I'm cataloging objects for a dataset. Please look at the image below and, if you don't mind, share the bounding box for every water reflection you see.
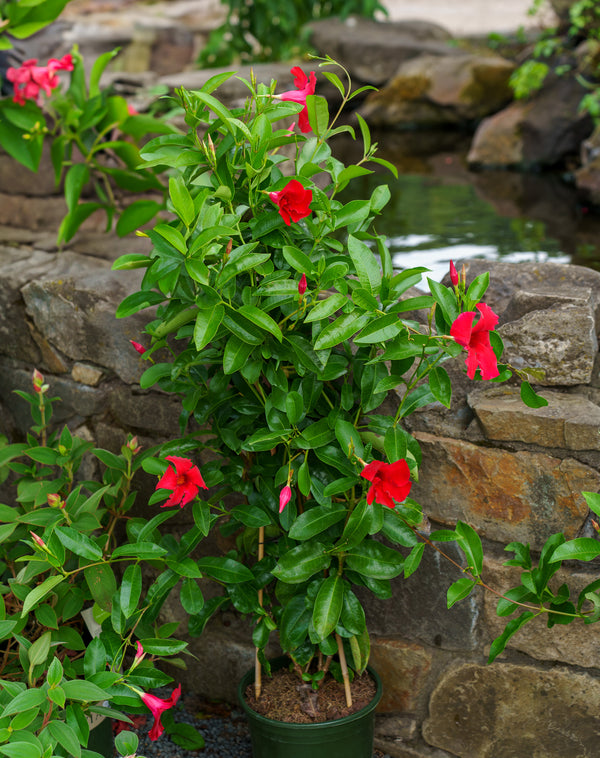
[334,128,600,281]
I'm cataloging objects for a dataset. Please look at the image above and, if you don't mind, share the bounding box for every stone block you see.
[108,385,182,436]
[72,363,104,387]
[412,433,597,549]
[369,638,432,713]
[468,386,600,450]
[423,662,600,757]
[483,556,600,667]
[499,303,597,386]
[21,256,150,384]
[363,542,480,651]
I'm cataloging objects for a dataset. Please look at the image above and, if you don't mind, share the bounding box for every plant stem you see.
[255,525,265,700]
[336,632,352,708]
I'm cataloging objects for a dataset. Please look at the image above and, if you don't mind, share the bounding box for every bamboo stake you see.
[336,632,352,708]
[254,525,265,699]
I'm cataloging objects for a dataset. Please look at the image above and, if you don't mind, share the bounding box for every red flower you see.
[140,684,181,741]
[279,485,292,514]
[450,303,499,380]
[360,459,412,509]
[269,180,312,226]
[156,456,207,509]
[7,54,73,106]
[449,260,458,286]
[298,273,307,296]
[278,66,317,133]
[130,340,147,355]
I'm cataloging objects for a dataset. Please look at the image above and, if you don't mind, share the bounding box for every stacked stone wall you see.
[2,215,600,755]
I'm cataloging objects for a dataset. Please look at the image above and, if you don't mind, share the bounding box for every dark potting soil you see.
[243,667,377,723]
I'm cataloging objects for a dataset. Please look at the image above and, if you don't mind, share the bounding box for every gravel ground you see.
[117,690,391,758]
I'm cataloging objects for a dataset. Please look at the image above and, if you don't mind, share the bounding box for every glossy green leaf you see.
[280,596,310,650]
[120,563,142,618]
[47,720,81,758]
[196,557,254,583]
[447,577,477,608]
[84,564,117,613]
[429,366,452,408]
[520,381,548,409]
[345,540,404,579]
[272,542,331,583]
[55,526,103,561]
[549,538,600,563]
[313,312,369,350]
[289,505,346,541]
[313,575,343,639]
[238,305,283,342]
[347,235,381,293]
[354,314,403,344]
[22,575,65,616]
[488,611,536,663]
[194,304,224,351]
[338,499,372,550]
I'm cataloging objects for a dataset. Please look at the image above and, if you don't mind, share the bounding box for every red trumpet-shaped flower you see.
[269,180,312,226]
[140,684,181,741]
[450,302,500,380]
[360,459,412,509]
[278,66,317,133]
[155,456,207,509]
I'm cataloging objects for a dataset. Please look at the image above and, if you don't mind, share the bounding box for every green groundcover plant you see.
[2,1,600,752]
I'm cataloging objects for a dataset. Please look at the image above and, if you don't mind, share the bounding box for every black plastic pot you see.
[88,715,114,758]
[237,659,382,758]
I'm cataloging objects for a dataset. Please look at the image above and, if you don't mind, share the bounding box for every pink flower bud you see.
[47,493,65,509]
[134,641,145,662]
[127,436,141,454]
[279,485,292,514]
[298,273,307,296]
[130,340,146,355]
[30,532,46,549]
[449,260,459,287]
[32,368,45,393]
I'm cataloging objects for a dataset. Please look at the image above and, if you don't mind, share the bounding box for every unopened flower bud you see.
[279,485,292,514]
[298,273,307,297]
[47,493,65,509]
[32,369,48,394]
[130,340,146,355]
[225,239,233,259]
[30,532,47,550]
[449,260,458,287]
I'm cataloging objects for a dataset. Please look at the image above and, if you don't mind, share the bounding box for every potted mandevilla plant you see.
[112,58,548,758]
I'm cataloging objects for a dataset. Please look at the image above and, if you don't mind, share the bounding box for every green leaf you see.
[428,278,459,325]
[429,366,452,408]
[169,175,195,227]
[345,540,404,579]
[347,235,381,293]
[180,577,204,615]
[238,305,283,342]
[305,94,329,136]
[280,596,310,650]
[272,542,331,583]
[305,293,347,323]
[0,743,42,758]
[223,335,254,374]
[338,499,372,550]
[289,505,346,541]
[116,200,162,237]
[47,720,81,758]
[488,612,536,663]
[335,419,364,460]
[404,543,425,578]
[520,381,548,408]
[313,312,369,350]
[64,164,90,213]
[455,520,483,576]
[549,538,600,563]
[136,638,187,655]
[285,391,304,425]
[84,564,117,613]
[1,688,46,717]
[55,526,103,561]
[62,680,109,702]
[194,304,224,351]
[28,631,51,667]
[120,563,142,618]
[283,245,313,274]
[115,290,165,318]
[583,491,600,518]
[313,575,343,639]
[354,314,403,345]
[447,577,477,608]
[22,575,65,616]
[196,557,254,583]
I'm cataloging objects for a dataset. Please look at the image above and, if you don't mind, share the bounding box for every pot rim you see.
[237,656,383,729]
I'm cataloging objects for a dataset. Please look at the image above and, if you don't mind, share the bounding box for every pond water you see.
[335,130,600,284]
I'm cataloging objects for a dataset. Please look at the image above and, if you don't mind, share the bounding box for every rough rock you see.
[363,541,480,651]
[308,17,454,86]
[21,254,149,384]
[369,639,433,713]
[423,662,600,757]
[467,73,594,168]
[361,52,515,128]
[411,433,597,548]
[499,302,597,386]
[468,386,600,450]
[483,556,600,667]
